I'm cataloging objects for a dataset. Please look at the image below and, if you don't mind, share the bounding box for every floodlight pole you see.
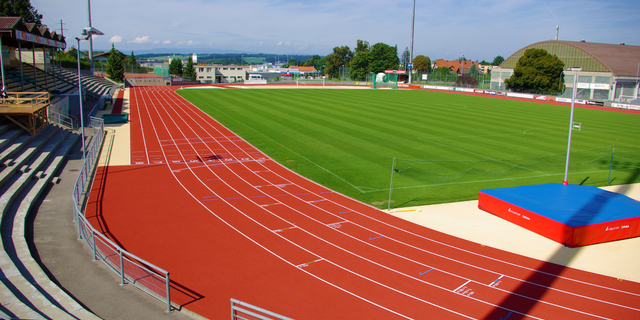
[408,0,415,84]
[562,73,578,185]
[75,27,103,162]
[87,0,95,75]
[76,37,87,161]
[632,62,640,99]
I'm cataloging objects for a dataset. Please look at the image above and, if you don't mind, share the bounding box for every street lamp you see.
[76,27,104,160]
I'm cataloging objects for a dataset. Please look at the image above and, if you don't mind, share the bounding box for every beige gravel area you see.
[96,88,131,167]
[386,183,640,282]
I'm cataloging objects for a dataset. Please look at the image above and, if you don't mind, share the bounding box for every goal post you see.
[617,95,638,103]
[370,70,404,89]
[296,78,325,88]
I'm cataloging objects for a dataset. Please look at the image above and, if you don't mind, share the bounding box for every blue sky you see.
[35,0,639,61]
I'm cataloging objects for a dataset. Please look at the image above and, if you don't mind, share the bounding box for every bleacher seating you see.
[0,119,99,319]
[5,61,119,100]
[47,64,118,99]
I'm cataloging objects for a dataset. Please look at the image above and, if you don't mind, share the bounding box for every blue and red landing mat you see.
[478,183,640,247]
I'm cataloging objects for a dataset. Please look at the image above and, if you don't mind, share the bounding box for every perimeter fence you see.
[72,116,172,313]
[387,146,640,209]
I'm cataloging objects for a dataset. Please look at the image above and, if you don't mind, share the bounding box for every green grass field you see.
[178,88,640,209]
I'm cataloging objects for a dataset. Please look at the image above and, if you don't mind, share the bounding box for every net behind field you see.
[389,146,640,206]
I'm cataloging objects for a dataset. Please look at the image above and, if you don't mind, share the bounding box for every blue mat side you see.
[480,183,640,227]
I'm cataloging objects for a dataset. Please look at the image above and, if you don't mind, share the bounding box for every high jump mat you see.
[478,183,640,247]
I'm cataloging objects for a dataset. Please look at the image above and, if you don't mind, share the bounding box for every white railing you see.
[231,299,293,320]
[71,117,172,313]
[49,109,78,130]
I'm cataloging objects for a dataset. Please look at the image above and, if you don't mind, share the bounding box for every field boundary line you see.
[417,137,550,175]
[181,94,368,193]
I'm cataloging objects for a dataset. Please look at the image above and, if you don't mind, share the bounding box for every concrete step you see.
[0,132,99,320]
[0,126,59,187]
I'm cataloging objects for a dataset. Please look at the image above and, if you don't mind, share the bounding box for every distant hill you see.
[135,52,318,65]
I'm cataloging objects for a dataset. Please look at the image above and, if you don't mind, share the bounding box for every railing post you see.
[120,250,125,286]
[166,272,171,313]
[92,230,97,261]
[77,212,83,240]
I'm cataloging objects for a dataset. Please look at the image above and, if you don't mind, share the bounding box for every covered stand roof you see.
[501,40,640,77]
[0,16,66,49]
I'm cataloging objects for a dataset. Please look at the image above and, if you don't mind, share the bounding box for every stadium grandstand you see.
[0,16,119,130]
[491,40,640,102]
[0,16,130,319]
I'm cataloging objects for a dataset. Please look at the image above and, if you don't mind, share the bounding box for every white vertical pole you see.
[607,145,615,185]
[0,37,4,89]
[388,157,396,211]
[408,0,415,84]
[87,0,94,75]
[632,62,640,99]
[563,74,578,185]
[166,273,171,313]
[77,38,86,161]
[119,250,125,286]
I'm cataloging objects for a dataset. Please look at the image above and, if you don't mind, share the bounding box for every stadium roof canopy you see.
[500,40,640,77]
[0,16,66,49]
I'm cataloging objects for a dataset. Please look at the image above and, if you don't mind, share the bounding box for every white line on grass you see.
[417,137,550,175]
[362,167,629,193]
[185,95,368,193]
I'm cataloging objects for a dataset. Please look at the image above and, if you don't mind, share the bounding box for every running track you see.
[86,86,640,319]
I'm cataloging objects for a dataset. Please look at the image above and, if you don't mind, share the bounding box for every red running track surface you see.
[86,86,640,319]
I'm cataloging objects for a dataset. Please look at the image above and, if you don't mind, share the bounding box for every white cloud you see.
[109,35,122,44]
[153,40,160,44]
[132,36,151,44]
[36,0,640,59]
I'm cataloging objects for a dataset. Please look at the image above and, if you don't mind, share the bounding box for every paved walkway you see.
[30,88,640,319]
[31,91,198,320]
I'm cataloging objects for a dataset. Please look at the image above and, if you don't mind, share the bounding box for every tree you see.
[412,55,431,75]
[468,63,480,77]
[504,48,564,93]
[304,55,323,69]
[1,0,42,23]
[105,44,124,82]
[456,75,478,87]
[169,58,183,76]
[326,45,352,79]
[368,43,398,74]
[128,51,138,70]
[401,47,410,72]
[183,56,196,81]
[491,55,505,66]
[431,66,454,82]
[349,40,370,80]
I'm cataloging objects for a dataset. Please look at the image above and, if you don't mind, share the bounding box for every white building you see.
[491,40,640,101]
[195,64,248,83]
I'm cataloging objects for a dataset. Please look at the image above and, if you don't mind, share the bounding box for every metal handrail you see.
[71,117,172,313]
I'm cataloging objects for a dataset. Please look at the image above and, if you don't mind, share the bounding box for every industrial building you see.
[491,40,640,102]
